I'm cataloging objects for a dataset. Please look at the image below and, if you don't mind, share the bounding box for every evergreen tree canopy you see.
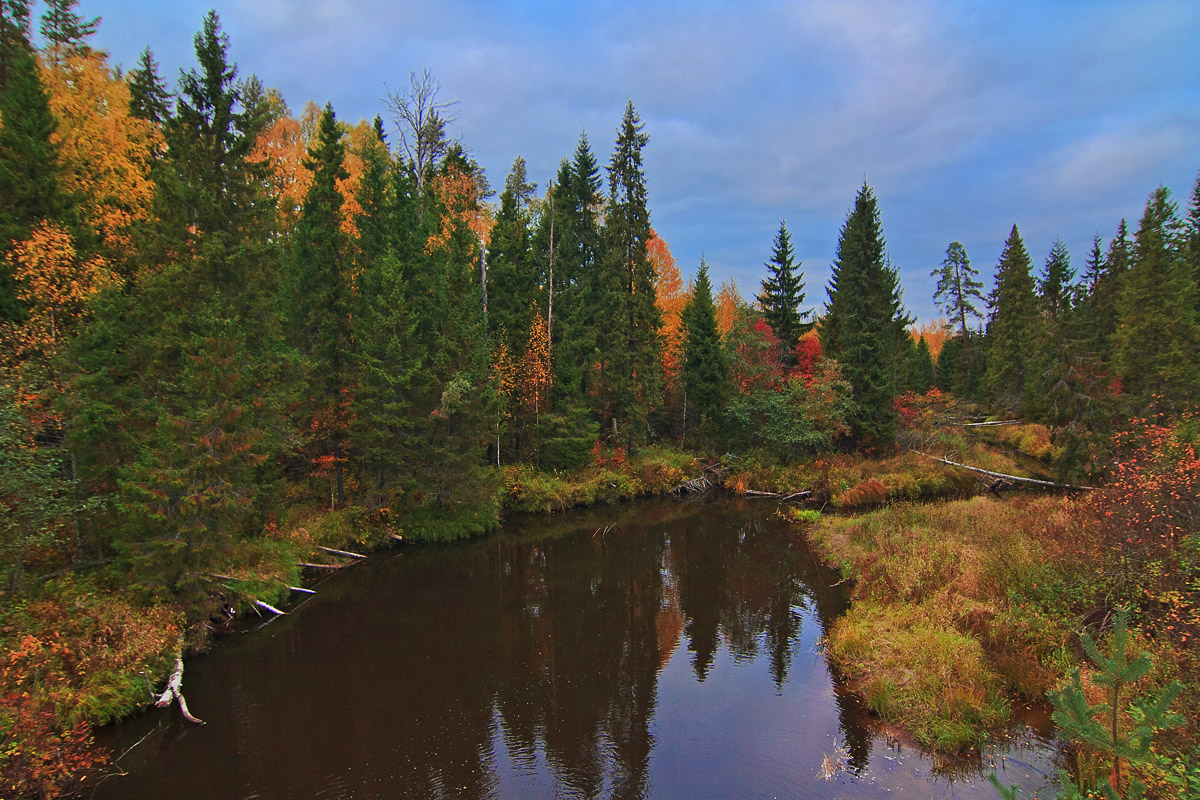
[984,224,1037,410]
[681,258,727,432]
[38,0,96,68]
[127,46,171,124]
[598,101,661,444]
[758,220,808,356]
[1113,186,1200,409]
[820,181,907,445]
[1038,239,1074,318]
[487,155,538,354]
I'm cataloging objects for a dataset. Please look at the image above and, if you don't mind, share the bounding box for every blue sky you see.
[56,0,1200,323]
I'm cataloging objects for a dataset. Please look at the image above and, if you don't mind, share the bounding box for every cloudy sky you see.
[61,0,1200,322]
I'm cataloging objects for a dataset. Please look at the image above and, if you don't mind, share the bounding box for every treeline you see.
[3,1,1199,607]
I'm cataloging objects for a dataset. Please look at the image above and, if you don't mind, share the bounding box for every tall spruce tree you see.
[598,101,661,446]
[758,221,808,357]
[72,11,286,600]
[932,241,985,342]
[487,155,538,354]
[1038,239,1074,318]
[820,182,907,445]
[680,258,727,439]
[288,103,352,505]
[984,225,1037,412]
[1113,186,1200,409]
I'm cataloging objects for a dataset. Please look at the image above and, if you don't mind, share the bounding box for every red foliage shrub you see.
[837,478,889,508]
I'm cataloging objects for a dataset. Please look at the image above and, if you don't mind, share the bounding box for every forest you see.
[1,2,1198,799]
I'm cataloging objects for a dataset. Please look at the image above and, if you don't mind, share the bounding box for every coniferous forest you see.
[2,4,1199,799]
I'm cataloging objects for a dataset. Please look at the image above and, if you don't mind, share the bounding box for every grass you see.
[806,495,1086,751]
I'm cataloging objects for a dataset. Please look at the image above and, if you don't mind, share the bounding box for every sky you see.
[52,0,1200,323]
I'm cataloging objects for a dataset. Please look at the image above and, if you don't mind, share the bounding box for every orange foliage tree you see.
[42,50,159,270]
[250,113,311,233]
[426,165,493,254]
[715,278,743,338]
[910,318,951,361]
[650,229,687,388]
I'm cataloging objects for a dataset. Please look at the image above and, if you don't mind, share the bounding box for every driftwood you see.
[253,599,287,616]
[297,561,345,570]
[911,450,1096,491]
[743,489,782,497]
[674,475,712,494]
[780,491,812,502]
[390,534,405,542]
[155,656,203,725]
[315,545,366,559]
[288,585,316,595]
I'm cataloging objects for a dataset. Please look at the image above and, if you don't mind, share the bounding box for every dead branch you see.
[743,489,782,497]
[909,450,1096,491]
[956,420,1025,427]
[780,491,812,502]
[297,562,345,570]
[288,585,316,595]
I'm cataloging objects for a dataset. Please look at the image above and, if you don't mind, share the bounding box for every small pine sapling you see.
[1048,607,1183,799]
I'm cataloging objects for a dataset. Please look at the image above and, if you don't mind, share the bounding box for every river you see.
[93,496,1059,799]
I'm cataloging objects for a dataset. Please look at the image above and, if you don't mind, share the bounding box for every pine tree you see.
[820,182,907,445]
[932,241,985,342]
[680,259,727,439]
[288,102,352,505]
[127,46,171,124]
[598,101,661,446]
[758,221,808,356]
[1113,186,1200,410]
[984,225,1038,412]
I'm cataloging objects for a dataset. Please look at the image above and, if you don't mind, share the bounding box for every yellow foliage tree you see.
[42,50,159,269]
[715,278,744,337]
[520,310,552,418]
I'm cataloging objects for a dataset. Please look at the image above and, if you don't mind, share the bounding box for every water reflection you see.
[94,497,1054,800]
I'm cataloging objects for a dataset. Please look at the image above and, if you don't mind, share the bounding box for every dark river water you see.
[93,497,1059,799]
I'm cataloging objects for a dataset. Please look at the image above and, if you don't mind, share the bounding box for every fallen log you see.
[780,491,812,502]
[390,534,405,542]
[315,545,366,559]
[910,450,1096,491]
[743,489,782,497]
[253,599,287,616]
[155,656,203,725]
[288,585,316,595]
[297,561,345,570]
[957,420,1025,427]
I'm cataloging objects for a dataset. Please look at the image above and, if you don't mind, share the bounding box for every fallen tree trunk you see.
[288,585,316,594]
[957,420,1025,427]
[743,489,782,497]
[780,491,812,502]
[297,561,345,570]
[155,656,203,725]
[910,450,1096,491]
[253,599,287,616]
[315,545,366,559]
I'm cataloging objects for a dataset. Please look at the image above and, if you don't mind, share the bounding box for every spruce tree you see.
[1113,186,1200,409]
[76,11,287,600]
[288,102,352,505]
[38,0,96,68]
[598,101,661,446]
[820,182,907,445]
[680,259,727,439]
[910,336,935,393]
[984,225,1037,412]
[487,155,538,354]
[1038,239,1074,318]
[127,46,172,124]
[758,220,808,357]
